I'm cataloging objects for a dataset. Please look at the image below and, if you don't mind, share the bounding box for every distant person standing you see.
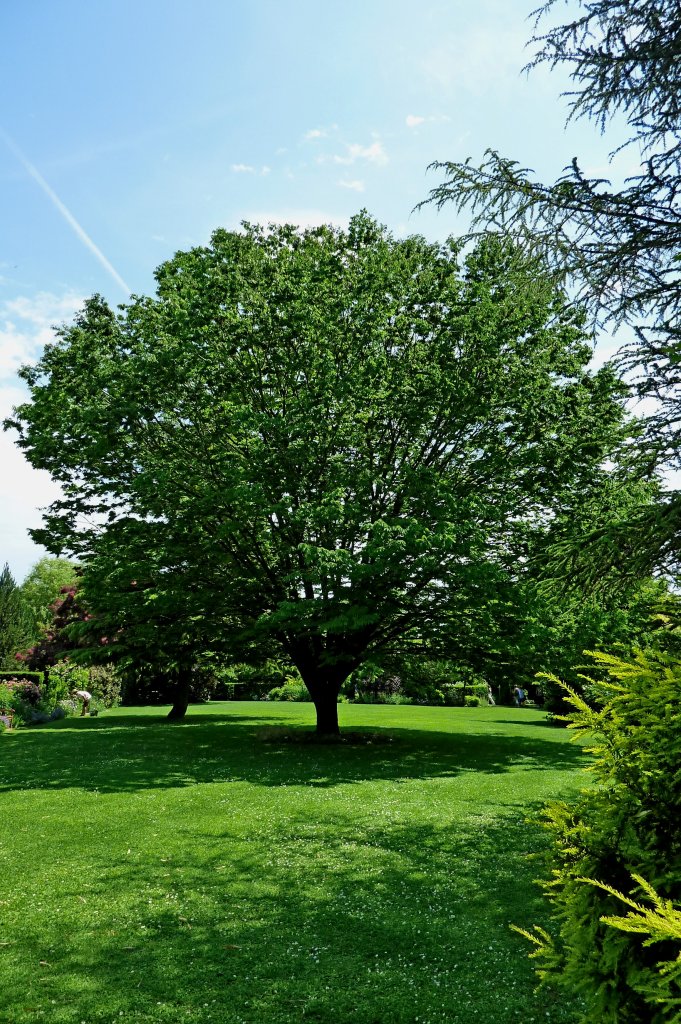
[73,689,92,716]
[487,684,495,706]
[513,685,526,708]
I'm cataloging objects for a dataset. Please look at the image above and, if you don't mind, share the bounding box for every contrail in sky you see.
[1,128,131,296]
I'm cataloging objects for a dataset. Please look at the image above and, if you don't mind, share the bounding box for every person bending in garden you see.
[72,689,92,716]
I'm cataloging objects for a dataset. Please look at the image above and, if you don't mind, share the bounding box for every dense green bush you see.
[120,665,216,706]
[344,664,401,703]
[214,660,296,701]
[0,670,43,687]
[267,680,311,702]
[0,682,17,714]
[519,649,681,1023]
[44,660,89,712]
[439,681,489,707]
[531,584,677,715]
[0,670,87,724]
[87,664,122,708]
[0,679,42,725]
[585,875,681,1017]
[345,659,491,706]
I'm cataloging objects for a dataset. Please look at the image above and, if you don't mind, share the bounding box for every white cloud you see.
[405,113,451,129]
[324,140,389,167]
[581,149,644,186]
[338,179,365,192]
[0,292,83,581]
[0,324,50,378]
[0,292,82,379]
[231,164,272,177]
[0,416,62,582]
[4,292,81,328]
[303,124,338,142]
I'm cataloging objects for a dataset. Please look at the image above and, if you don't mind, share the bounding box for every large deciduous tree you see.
[423,0,681,581]
[6,215,632,733]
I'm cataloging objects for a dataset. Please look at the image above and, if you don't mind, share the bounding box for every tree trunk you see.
[313,692,340,737]
[292,647,355,738]
[166,671,191,721]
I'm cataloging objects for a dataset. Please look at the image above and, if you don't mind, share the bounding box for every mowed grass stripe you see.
[0,703,585,1024]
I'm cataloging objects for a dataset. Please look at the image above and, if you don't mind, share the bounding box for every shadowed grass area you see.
[0,703,585,1023]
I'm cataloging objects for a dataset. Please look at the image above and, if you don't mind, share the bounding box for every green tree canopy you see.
[0,563,29,670]
[19,556,78,643]
[6,215,634,732]
[423,0,681,581]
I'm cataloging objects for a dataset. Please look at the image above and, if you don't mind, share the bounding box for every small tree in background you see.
[0,563,30,669]
[19,556,78,645]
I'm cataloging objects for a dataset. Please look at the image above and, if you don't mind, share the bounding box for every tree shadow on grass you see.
[493,717,567,729]
[0,708,589,796]
[0,806,580,1024]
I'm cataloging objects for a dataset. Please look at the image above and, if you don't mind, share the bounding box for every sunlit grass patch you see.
[0,703,585,1023]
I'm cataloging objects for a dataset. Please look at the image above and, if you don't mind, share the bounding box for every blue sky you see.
[0,0,631,581]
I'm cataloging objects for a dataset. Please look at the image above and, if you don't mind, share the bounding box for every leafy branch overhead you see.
[422,0,681,582]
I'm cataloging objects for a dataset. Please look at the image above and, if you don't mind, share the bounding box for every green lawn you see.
[0,703,586,1024]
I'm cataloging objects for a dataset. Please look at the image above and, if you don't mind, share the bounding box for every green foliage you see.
[399,660,487,705]
[18,557,78,644]
[439,682,464,706]
[44,660,89,711]
[86,664,122,708]
[119,664,215,707]
[215,659,296,701]
[267,679,311,702]
[438,681,490,708]
[16,583,88,673]
[0,679,42,726]
[523,648,681,1022]
[5,214,635,733]
[0,638,119,716]
[0,563,30,669]
[0,670,43,686]
[574,874,681,1019]
[344,659,492,707]
[345,659,472,705]
[0,682,15,709]
[422,0,681,582]
[508,578,671,714]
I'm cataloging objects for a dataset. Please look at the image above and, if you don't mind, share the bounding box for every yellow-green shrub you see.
[521,649,681,1022]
